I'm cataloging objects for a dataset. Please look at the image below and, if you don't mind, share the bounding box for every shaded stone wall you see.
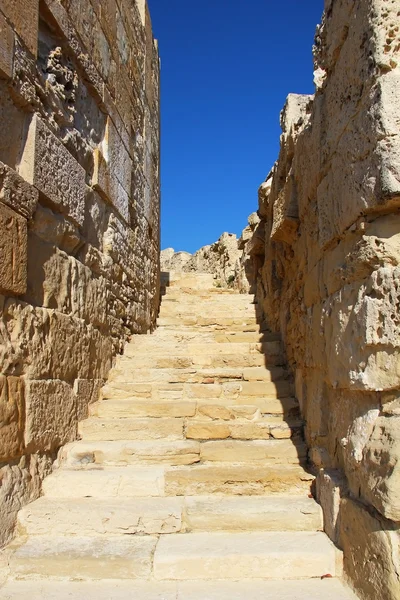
[251,1,400,598]
[0,0,160,547]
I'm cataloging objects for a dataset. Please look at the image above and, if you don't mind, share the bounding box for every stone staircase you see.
[0,272,358,599]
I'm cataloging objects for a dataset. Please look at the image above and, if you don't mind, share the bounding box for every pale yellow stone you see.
[60,440,201,467]
[18,496,183,536]
[9,535,157,579]
[154,531,340,580]
[200,440,306,463]
[79,417,184,441]
[184,495,322,532]
[165,463,314,496]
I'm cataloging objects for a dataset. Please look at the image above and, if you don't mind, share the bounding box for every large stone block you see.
[24,379,77,451]
[340,498,400,600]
[0,375,24,461]
[316,469,348,544]
[93,118,132,223]
[361,415,400,522]
[0,11,13,78]
[0,202,27,295]
[0,161,38,219]
[0,0,39,56]
[19,116,86,227]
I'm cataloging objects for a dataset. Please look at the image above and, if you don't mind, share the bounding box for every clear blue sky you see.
[147,0,324,253]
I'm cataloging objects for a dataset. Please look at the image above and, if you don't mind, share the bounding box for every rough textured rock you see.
[0,0,160,547]
[161,233,242,288]
[244,2,400,599]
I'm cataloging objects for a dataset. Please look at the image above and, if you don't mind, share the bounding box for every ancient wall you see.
[0,0,160,547]
[250,1,400,598]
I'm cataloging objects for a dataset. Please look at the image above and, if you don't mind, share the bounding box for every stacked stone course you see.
[0,0,160,547]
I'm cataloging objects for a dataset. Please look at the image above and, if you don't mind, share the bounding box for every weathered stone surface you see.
[0,162,38,219]
[20,116,86,227]
[340,498,400,600]
[24,379,77,452]
[0,0,38,56]
[0,202,27,295]
[316,469,348,544]
[0,0,160,550]
[161,233,241,288]
[0,12,13,78]
[0,375,24,461]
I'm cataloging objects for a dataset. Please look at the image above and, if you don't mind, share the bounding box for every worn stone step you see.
[7,535,157,580]
[184,494,322,532]
[0,578,360,600]
[120,352,279,369]
[199,439,307,464]
[102,379,293,401]
[17,495,322,538]
[214,331,280,343]
[157,316,258,327]
[125,340,282,358]
[108,366,286,384]
[42,466,166,498]
[17,496,184,536]
[92,397,299,420]
[79,417,185,441]
[185,418,303,440]
[153,531,342,580]
[164,463,314,496]
[59,440,201,467]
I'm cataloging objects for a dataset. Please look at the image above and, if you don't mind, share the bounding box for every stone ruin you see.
[0,0,399,599]
[0,0,160,546]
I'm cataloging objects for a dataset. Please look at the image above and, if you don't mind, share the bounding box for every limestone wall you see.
[0,0,160,547]
[251,1,400,598]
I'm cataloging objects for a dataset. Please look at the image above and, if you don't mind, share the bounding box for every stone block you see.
[360,415,400,522]
[0,161,38,219]
[74,378,103,422]
[0,202,27,295]
[24,379,77,452]
[0,12,13,78]
[93,118,132,222]
[19,116,86,227]
[0,375,24,461]
[0,0,39,56]
[316,468,348,544]
[340,498,400,600]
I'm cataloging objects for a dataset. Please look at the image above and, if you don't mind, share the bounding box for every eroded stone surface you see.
[0,0,160,547]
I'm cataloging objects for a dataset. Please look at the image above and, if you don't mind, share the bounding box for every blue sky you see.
[147,0,324,253]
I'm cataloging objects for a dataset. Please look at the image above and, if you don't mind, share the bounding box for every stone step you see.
[17,495,322,537]
[0,578,360,599]
[59,440,201,467]
[185,418,303,440]
[79,417,185,441]
[153,531,342,580]
[164,463,314,496]
[124,340,283,360]
[157,316,258,327]
[7,535,157,580]
[42,466,167,498]
[43,462,313,498]
[60,438,305,467]
[108,366,287,384]
[119,352,279,369]
[102,379,294,401]
[199,439,307,464]
[79,416,302,441]
[92,397,299,419]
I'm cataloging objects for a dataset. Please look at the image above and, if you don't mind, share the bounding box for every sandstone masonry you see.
[0,0,160,547]
[240,1,400,598]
